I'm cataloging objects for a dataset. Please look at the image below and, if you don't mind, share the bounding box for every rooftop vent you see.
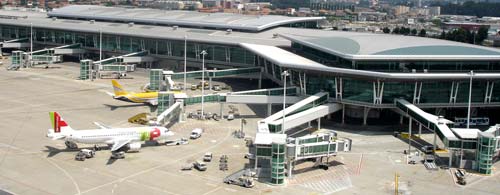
[51,17,57,21]
[226,29,232,34]
[423,69,428,73]
[90,20,95,24]
[412,69,416,73]
[172,26,178,30]
[273,33,278,38]
[128,22,134,27]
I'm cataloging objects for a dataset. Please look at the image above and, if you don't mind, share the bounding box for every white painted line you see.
[201,186,222,195]
[46,158,81,195]
[224,187,237,192]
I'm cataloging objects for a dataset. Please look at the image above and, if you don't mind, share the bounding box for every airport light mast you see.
[200,50,208,119]
[184,35,187,92]
[281,70,289,134]
[467,70,474,129]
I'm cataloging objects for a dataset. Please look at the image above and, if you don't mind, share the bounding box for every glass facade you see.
[149,69,163,91]
[271,143,286,185]
[477,135,496,175]
[157,92,172,116]
[0,25,255,68]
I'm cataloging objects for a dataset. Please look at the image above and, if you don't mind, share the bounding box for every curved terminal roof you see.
[47,5,325,32]
[241,43,500,80]
[280,30,500,61]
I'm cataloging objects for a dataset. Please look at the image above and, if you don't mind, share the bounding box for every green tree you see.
[411,29,418,36]
[439,31,446,39]
[476,26,489,44]
[392,27,400,34]
[418,29,426,37]
[382,27,390,34]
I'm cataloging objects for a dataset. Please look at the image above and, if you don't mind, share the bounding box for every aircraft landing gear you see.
[65,141,78,149]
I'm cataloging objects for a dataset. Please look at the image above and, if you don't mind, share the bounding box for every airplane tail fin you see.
[48,112,73,135]
[112,79,129,96]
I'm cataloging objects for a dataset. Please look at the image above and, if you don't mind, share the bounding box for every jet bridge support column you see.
[258,72,263,89]
[418,124,422,137]
[342,104,345,125]
[408,117,412,154]
[363,107,370,126]
[220,102,224,119]
[267,103,272,116]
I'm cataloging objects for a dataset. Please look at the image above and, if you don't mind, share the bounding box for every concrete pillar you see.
[219,102,224,119]
[342,104,345,125]
[287,160,293,178]
[258,72,262,89]
[254,156,258,169]
[418,124,422,138]
[408,117,412,154]
[449,150,453,168]
[209,77,212,91]
[308,121,311,128]
[400,115,403,124]
[317,117,321,130]
[267,103,272,116]
[363,107,369,126]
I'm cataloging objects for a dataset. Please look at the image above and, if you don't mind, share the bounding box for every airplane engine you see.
[127,142,141,152]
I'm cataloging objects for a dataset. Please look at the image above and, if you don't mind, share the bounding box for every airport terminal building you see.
[2,5,500,177]
[2,6,500,113]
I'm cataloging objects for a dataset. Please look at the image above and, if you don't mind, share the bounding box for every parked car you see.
[190,128,203,139]
[75,152,86,161]
[194,161,207,171]
[181,163,193,171]
[203,152,213,162]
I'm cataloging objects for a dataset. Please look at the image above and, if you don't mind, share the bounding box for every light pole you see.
[30,23,33,67]
[281,70,289,134]
[184,35,187,92]
[467,70,473,129]
[200,50,208,119]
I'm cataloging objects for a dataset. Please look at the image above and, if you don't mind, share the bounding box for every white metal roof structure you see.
[451,128,481,139]
[47,5,325,32]
[240,43,500,80]
[279,30,500,61]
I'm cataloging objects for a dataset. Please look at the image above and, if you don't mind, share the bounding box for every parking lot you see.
[0,61,500,195]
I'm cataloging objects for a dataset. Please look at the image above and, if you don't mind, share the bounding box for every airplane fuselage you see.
[62,126,169,145]
[116,92,158,105]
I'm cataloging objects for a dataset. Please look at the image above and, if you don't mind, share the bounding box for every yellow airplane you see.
[109,80,159,105]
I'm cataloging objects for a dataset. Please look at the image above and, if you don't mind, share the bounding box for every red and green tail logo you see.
[49,112,68,133]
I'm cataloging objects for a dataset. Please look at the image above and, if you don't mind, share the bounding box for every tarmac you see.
[0,60,499,195]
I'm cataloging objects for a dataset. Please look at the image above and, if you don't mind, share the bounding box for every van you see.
[190,128,203,139]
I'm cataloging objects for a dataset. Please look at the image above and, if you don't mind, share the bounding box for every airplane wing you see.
[104,91,115,97]
[93,122,111,129]
[110,139,131,152]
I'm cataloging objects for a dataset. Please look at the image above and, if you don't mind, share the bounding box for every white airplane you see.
[46,112,174,153]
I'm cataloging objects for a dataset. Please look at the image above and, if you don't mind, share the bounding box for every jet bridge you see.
[22,43,85,67]
[80,51,155,80]
[258,92,342,133]
[0,38,29,50]
[395,99,462,149]
[152,67,263,91]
